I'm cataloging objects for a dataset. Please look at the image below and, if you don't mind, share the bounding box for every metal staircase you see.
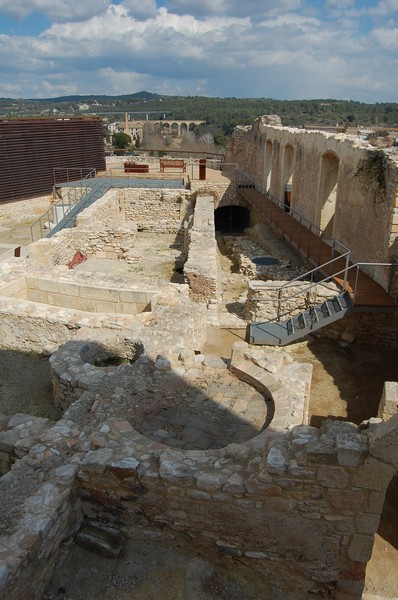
[234,169,397,346]
[30,169,187,242]
[47,181,111,237]
[249,290,353,345]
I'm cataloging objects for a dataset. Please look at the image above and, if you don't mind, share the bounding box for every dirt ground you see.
[1,196,397,598]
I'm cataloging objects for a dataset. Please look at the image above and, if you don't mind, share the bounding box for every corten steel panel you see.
[0,117,106,202]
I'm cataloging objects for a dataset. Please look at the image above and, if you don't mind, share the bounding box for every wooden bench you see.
[159,159,186,173]
[124,162,149,174]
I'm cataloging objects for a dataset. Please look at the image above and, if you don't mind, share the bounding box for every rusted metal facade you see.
[0,117,106,202]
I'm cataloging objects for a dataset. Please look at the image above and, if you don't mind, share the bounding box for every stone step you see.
[75,521,125,558]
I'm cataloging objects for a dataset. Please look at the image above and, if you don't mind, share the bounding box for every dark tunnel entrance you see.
[214,206,250,233]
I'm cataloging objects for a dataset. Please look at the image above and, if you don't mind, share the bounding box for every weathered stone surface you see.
[317,465,350,489]
[352,457,396,491]
[75,522,125,558]
[336,432,367,467]
[326,488,366,511]
[347,534,375,562]
[159,459,195,486]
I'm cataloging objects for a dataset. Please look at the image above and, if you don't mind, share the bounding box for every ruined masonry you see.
[0,119,398,599]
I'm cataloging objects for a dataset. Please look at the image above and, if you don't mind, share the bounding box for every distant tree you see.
[112,132,131,149]
[214,132,229,147]
[198,132,214,145]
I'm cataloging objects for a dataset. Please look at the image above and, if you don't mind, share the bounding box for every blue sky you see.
[0,0,396,101]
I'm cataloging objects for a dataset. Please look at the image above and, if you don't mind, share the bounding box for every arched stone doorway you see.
[282,144,295,212]
[214,205,250,233]
[263,140,273,192]
[317,152,339,236]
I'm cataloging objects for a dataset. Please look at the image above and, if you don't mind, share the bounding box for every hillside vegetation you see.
[1,92,397,148]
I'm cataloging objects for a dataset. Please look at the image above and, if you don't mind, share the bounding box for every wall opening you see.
[263,140,273,192]
[318,152,339,236]
[282,144,295,212]
[214,206,250,233]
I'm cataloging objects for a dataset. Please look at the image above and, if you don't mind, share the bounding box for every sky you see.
[0,0,396,102]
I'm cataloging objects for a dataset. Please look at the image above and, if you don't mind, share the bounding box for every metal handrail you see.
[252,262,396,323]
[235,170,351,262]
[30,169,97,241]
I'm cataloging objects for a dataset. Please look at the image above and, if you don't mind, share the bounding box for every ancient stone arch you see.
[316,151,339,236]
[263,139,273,192]
[281,144,295,210]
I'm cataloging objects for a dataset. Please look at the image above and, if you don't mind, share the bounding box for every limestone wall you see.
[118,188,192,233]
[184,194,219,303]
[75,188,122,227]
[19,275,155,315]
[246,279,339,321]
[1,338,398,599]
[225,117,398,289]
[378,381,398,420]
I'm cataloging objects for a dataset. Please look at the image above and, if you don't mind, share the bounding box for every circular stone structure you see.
[50,340,270,451]
[133,368,268,450]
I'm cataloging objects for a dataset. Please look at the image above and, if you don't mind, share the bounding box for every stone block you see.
[47,292,75,309]
[56,281,79,296]
[368,413,398,466]
[267,447,287,474]
[25,276,38,290]
[79,285,119,302]
[72,297,97,312]
[75,522,125,558]
[38,278,59,293]
[367,490,385,513]
[317,465,350,489]
[352,457,395,491]
[355,513,381,534]
[95,300,116,314]
[378,381,398,420]
[196,472,224,492]
[326,488,366,510]
[216,540,242,557]
[347,533,375,562]
[336,433,367,467]
[159,459,194,486]
[305,440,336,464]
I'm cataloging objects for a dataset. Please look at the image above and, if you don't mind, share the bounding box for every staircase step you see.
[286,318,295,334]
[297,312,307,329]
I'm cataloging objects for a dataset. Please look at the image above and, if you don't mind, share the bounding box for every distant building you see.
[0,117,106,202]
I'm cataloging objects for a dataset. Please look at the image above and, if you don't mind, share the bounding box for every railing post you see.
[317,232,322,266]
[343,252,350,291]
[354,264,360,301]
[277,288,282,322]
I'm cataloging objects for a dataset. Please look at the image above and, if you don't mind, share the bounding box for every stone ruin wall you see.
[183,194,219,304]
[1,337,398,599]
[225,116,398,282]
[245,279,340,322]
[1,141,398,598]
[119,187,192,233]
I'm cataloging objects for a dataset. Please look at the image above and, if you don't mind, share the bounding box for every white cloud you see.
[368,0,398,17]
[0,0,110,23]
[372,26,398,49]
[0,1,395,101]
